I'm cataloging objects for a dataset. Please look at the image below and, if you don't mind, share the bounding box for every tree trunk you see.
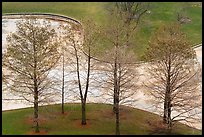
[81,100,86,125]
[113,91,116,113]
[163,96,168,124]
[116,63,121,135]
[115,94,120,135]
[62,88,64,114]
[34,92,39,133]
[115,106,120,135]
[62,50,65,114]
[113,52,118,113]
[167,101,172,129]
[33,36,39,133]
[164,57,171,125]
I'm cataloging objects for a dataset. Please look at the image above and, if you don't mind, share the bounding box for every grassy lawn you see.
[2,2,202,59]
[2,103,202,135]
[2,2,110,25]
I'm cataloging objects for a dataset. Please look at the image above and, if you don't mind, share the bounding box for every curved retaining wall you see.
[2,13,82,28]
[193,43,202,49]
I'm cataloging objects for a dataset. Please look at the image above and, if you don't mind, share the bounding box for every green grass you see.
[2,103,202,135]
[2,2,202,59]
[2,2,109,25]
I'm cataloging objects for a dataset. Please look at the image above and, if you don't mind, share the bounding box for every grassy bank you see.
[2,103,201,135]
[2,2,202,59]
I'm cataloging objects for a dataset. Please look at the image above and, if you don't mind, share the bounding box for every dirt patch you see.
[25,116,47,125]
[101,109,114,119]
[146,119,167,134]
[120,111,127,120]
[25,111,70,126]
[73,119,91,129]
[27,129,47,135]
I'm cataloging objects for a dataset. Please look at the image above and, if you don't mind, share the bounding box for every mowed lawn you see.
[2,2,202,58]
[2,103,202,135]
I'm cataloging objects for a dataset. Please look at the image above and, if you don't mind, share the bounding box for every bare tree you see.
[115,2,150,27]
[100,47,138,135]
[115,2,150,47]
[143,23,202,131]
[104,4,149,115]
[47,23,78,115]
[105,7,140,111]
[2,18,61,133]
[96,9,139,134]
[62,19,99,125]
[56,24,69,114]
